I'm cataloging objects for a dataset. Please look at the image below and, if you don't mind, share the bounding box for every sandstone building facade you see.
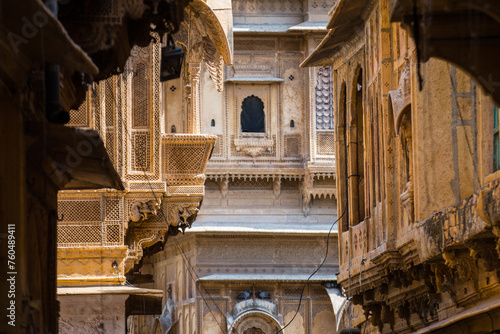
[55,1,233,332]
[130,0,344,333]
[0,0,202,332]
[55,0,345,333]
[303,0,500,333]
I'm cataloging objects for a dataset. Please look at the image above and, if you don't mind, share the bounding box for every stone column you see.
[188,62,202,134]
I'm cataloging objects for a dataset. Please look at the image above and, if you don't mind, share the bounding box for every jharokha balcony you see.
[56,133,217,287]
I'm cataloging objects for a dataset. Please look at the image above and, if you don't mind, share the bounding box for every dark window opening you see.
[290,120,295,127]
[241,95,265,133]
[211,119,215,127]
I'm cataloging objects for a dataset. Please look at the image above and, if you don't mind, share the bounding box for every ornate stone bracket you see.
[301,172,313,216]
[234,138,274,158]
[125,229,167,273]
[219,176,229,199]
[129,199,161,224]
[166,202,200,232]
[432,263,457,304]
[466,238,500,275]
[125,198,202,273]
[443,249,479,292]
[273,178,281,199]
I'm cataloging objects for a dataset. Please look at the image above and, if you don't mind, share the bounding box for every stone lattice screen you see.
[67,98,89,128]
[314,67,335,157]
[316,130,335,155]
[57,195,124,247]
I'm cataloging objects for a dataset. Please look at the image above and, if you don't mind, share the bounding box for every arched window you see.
[241,95,265,133]
[350,68,365,225]
[338,82,349,232]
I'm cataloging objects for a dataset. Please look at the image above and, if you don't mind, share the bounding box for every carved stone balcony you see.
[162,134,218,185]
[57,134,217,285]
[340,220,367,273]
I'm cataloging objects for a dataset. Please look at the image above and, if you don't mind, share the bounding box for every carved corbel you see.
[364,304,383,331]
[443,249,479,291]
[203,36,224,92]
[129,199,161,224]
[219,176,229,198]
[432,263,456,304]
[380,304,394,331]
[125,230,167,273]
[466,239,500,274]
[410,293,441,327]
[396,302,411,329]
[273,177,281,199]
[302,172,313,216]
[167,202,200,233]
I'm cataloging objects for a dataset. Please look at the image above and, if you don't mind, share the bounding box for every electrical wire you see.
[139,163,234,334]
[275,204,347,334]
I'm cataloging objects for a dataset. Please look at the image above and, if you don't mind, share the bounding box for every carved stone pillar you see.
[187,62,202,134]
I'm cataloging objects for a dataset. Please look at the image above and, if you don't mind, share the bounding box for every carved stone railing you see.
[340,220,367,272]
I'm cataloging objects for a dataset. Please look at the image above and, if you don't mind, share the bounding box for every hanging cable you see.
[139,163,234,334]
[275,204,347,334]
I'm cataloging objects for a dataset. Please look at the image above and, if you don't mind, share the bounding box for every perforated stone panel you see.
[58,222,102,246]
[92,83,102,133]
[125,44,159,179]
[128,182,166,191]
[58,198,101,222]
[165,146,206,173]
[105,78,115,127]
[284,135,301,158]
[132,131,151,171]
[132,62,150,129]
[67,98,89,127]
[104,197,123,221]
[57,196,124,247]
[230,178,273,189]
[317,131,335,155]
[232,0,303,14]
[316,67,334,130]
